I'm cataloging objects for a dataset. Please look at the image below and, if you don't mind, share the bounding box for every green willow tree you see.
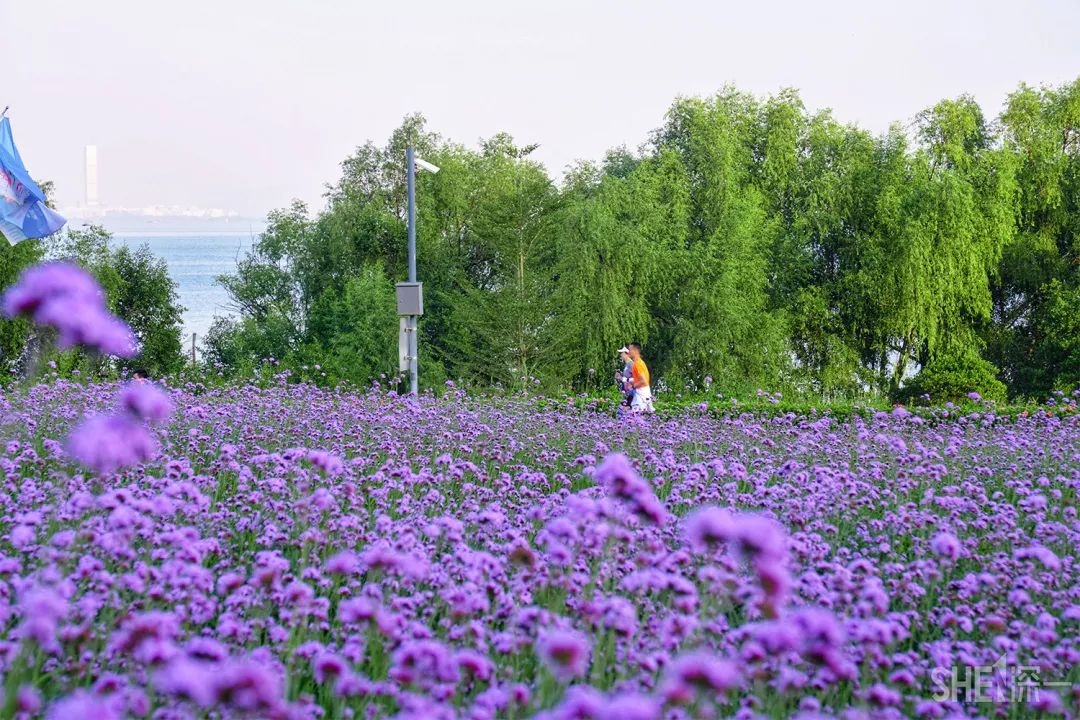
[779,113,884,395]
[551,148,687,388]
[439,134,562,388]
[654,91,789,390]
[862,98,1016,393]
[206,80,1079,401]
[989,79,1080,395]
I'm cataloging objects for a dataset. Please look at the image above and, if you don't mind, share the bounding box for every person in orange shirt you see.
[627,342,654,414]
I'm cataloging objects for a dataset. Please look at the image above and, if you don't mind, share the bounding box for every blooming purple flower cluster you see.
[0,378,1076,718]
[1,261,138,357]
[67,382,173,473]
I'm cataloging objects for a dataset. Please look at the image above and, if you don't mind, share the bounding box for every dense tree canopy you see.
[204,78,1079,400]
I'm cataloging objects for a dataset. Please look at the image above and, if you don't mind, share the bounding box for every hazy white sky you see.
[6,0,1079,217]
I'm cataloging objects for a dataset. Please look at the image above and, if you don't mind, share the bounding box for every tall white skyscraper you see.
[84,145,99,207]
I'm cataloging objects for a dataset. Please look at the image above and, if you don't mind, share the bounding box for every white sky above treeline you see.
[6,0,1079,217]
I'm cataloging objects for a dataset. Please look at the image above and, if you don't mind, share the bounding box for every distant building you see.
[84,145,99,207]
[64,145,247,227]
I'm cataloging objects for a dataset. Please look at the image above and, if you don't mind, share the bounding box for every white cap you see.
[618,346,629,354]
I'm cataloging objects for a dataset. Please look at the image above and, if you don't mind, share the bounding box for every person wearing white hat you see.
[615,346,634,413]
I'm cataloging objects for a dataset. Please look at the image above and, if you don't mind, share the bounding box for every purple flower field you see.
[1,376,1077,719]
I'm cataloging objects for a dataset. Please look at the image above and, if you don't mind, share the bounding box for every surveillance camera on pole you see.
[414,157,440,174]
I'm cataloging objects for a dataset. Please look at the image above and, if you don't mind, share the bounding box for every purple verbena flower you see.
[389,639,460,689]
[211,657,284,713]
[455,649,495,681]
[45,690,121,720]
[930,531,962,561]
[597,692,661,720]
[593,453,668,525]
[537,628,591,681]
[3,262,139,358]
[66,414,159,474]
[686,507,738,552]
[17,586,67,653]
[2,262,103,317]
[661,650,740,703]
[731,513,787,563]
[312,652,349,684]
[154,657,217,707]
[16,686,42,714]
[118,382,174,423]
[325,550,360,575]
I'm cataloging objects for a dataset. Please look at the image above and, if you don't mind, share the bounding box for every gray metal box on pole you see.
[395,282,424,316]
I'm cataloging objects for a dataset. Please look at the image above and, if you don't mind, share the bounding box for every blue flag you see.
[0,116,66,246]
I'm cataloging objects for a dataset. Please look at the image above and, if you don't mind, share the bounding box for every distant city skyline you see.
[65,144,245,220]
[6,0,1079,218]
[61,204,244,220]
[62,143,248,221]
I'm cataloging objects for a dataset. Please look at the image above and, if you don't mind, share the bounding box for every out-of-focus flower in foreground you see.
[66,414,159,475]
[118,382,174,423]
[66,381,174,474]
[2,261,138,357]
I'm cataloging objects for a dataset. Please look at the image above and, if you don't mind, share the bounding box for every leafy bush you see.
[898,352,1007,405]
[201,313,296,377]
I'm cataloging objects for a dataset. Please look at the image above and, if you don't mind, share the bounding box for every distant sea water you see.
[112,231,255,345]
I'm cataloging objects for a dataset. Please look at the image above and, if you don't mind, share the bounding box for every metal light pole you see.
[406,146,418,396]
[398,146,438,397]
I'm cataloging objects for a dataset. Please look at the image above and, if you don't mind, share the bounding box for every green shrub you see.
[899,352,1007,405]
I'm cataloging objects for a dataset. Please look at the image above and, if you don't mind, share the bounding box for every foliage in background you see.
[4,81,1071,401]
[0,181,54,377]
[895,349,1009,406]
[0,226,186,382]
[207,78,1078,401]
[986,81,1080,396]
[0,238,45,377]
